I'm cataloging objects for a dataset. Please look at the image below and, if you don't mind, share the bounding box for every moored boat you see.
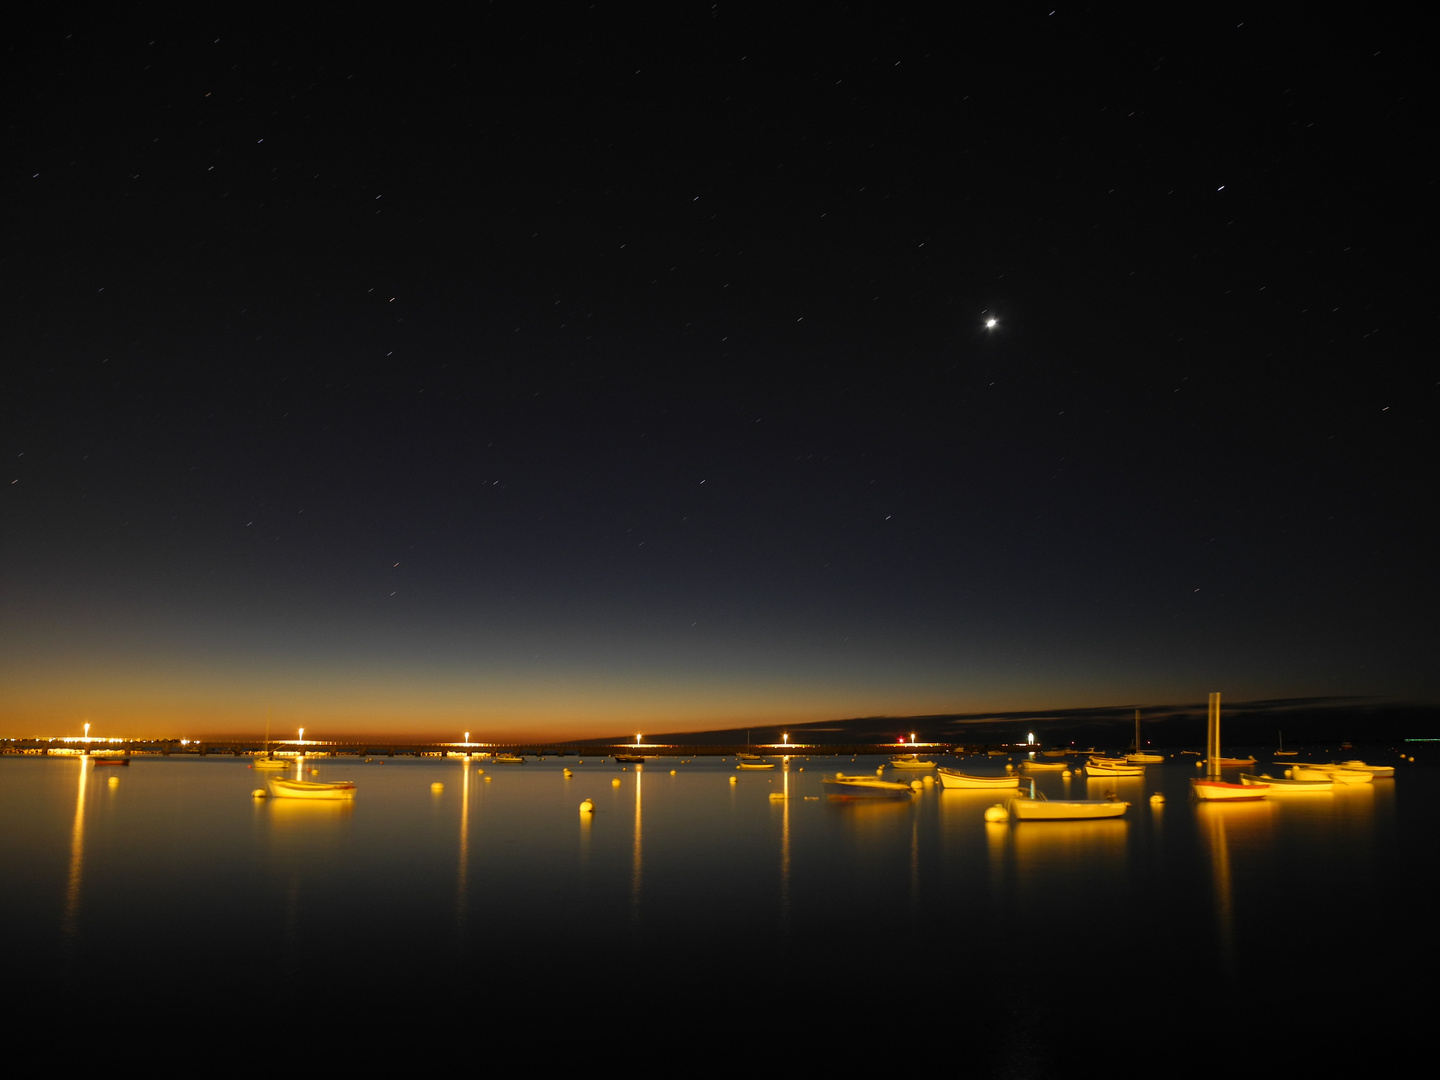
[495,754,527,764]
[92,757,129,766]
[936,768,1020,789]
[1339,760,1394,778]
[1192,777,1267,800]
[1240,772,1331,792]
[889,754,936,769]
[1020,760,1069,771]
[1291,765,1371,784]
[268,778,357,800]
[1086,760,1144,775]
[823,773,915,799]
[736,761,776,770]
[1002,795,1129,820]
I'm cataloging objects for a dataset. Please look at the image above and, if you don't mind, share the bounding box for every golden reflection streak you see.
[456,755,471,939]
[1196,800,1271,972]
[630,765,643,929]
[1199,804,1236,971]
[60,756,91,958]
[779,759,791,932]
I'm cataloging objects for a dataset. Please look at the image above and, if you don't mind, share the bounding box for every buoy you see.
[1150,793,1165,804]
[107,775,119,786]
[910,779,923,791]
[611,777,622,787]
[1195,760,1204,768]
[431,782,444,792]
[579,799,594,813]
[729,775,738,785]
[563,769,573,777]
[670,769,676,775]
[922,774,934,786]
[1005,763,1014,772]
[984,804,1009,822]
[252,789,267,798]
[476,768,485,774]
[484,775,492,783]
[1062,768,1072,778]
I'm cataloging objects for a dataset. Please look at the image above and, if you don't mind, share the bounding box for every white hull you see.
[1241,773,1331,792]
[1126,753,1165,764]
[1006,797,1128,820]
[269,779,357,800]
[937,768,1019,789]
[1086,762,1145,775]
[1339,761,1394,777]
[1292,766,1373,784]
[889,756,936,769]
[1192,778,1266,800]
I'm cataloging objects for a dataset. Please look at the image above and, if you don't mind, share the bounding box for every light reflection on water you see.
[4,749,1429,1066]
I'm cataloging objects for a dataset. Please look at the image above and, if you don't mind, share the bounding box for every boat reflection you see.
[61,756,91,963]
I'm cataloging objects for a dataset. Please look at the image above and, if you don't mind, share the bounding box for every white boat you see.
[1086,760,1145,776]
[1192,778,1267,800]
[936,768,1020,789]
[1292,765,1372,784]
[494,754,526,764]
[1003,795,1129,820]
[1339,760,1394,778]
[1240,772,1331,792]
[268,778,357,800]
[736,761,776,770]
[1275,730,1297,757]
[1127,709,1165,762]
[1020,760,1069,771]
[1088,755,1130,767]
[823,773,915,799]
[1193,694,1265,799]
[889,754,936,769]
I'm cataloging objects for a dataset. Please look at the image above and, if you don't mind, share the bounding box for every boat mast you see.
[1135,708,1141,754]
[1206,692,1221,778]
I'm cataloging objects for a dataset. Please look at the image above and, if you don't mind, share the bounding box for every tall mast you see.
[1207,692,1222,778]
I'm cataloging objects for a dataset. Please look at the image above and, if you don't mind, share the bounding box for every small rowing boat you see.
[1000,795,1129,820]
[268,779,357,800]
[1192,778,1267,800]
[936,768,1020,789]
[823,774,915,799]
[1240,773,1331,792]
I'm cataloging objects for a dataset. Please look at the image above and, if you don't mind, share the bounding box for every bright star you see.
[984,318,998,330]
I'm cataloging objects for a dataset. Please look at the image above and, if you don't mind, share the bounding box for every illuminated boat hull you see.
[253,758,289,770]
[1192,778,1266,800]
[1292,766,1372,784]
[889,756,936,769]
[268,779,357,800]
[824,775,915,799]
[1006,797,1128,820]
[936,769,1019,789]
[1240,773,1331,792]
[1085,761,1144,775]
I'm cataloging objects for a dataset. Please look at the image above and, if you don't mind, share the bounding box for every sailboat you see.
[1274,731,1297,757]
[1192,693,1268,800]
[1126,708,1165,763]
[253,707,288,770]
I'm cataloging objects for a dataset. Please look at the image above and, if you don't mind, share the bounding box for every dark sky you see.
[4,6,1433,740]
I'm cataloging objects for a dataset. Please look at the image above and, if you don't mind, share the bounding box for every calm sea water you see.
[4,748,1430,1072]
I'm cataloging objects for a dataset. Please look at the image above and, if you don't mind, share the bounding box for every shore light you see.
[84,722,90,742]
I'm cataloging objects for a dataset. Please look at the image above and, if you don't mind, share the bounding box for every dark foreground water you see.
[4,748,1431,1074]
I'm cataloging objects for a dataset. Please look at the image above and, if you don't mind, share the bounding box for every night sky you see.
[4,7,1433,742]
